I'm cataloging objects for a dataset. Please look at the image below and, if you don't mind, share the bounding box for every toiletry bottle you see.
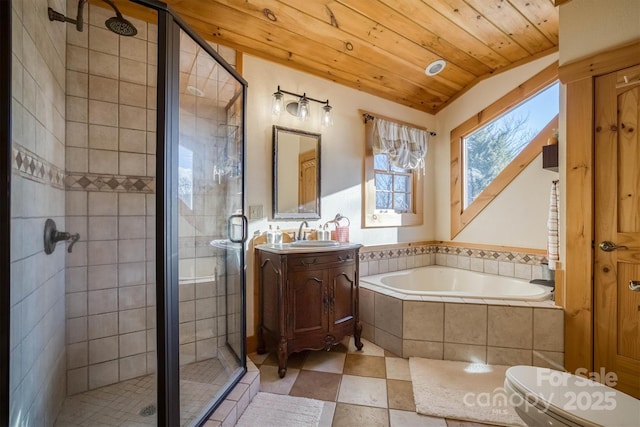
[267,225,275,245]
[274,226,283,245]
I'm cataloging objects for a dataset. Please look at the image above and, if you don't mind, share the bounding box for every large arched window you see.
[450,63,558,238]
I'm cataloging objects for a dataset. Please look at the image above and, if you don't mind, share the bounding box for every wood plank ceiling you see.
[118,0,559,113]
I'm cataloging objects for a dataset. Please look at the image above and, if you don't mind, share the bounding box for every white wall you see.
[243,54,436,334]
[244,55,436,244]
[559,0,640,65]
[434,53,559,248]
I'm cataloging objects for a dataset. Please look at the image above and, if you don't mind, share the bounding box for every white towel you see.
[547,180,560,270]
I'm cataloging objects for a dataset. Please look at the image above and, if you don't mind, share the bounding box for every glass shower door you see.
[176,28,245,425]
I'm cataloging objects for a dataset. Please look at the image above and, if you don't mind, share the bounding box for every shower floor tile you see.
[55,358,229,427]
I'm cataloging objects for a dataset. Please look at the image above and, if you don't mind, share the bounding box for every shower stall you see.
[3,0,247,425]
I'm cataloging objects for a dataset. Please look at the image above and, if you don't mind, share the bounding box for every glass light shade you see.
[298,97,310,121]
[272,91,283,116]
[321,104,333,127]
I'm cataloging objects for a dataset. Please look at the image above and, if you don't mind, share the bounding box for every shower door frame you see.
[0,0,11,424]
[136,0,249,425]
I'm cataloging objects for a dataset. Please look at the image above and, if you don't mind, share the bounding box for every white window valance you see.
[372,118,429,174]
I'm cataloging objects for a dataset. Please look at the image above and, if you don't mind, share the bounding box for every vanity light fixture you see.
[271,86,333,126]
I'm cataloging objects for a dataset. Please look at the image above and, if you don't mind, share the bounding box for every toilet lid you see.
[506,366,640,427]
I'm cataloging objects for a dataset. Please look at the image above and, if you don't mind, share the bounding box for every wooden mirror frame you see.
[272,125,321,220]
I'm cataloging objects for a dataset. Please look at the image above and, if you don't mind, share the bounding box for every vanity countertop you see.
[255,242,362,254]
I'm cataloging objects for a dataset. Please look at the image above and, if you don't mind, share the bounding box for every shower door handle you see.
[599,241,628,252]
[228,214,248,244]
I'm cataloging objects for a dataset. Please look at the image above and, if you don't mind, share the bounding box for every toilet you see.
[504,365,640,426]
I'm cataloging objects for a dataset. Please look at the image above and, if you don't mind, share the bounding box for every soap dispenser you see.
[266,225,275,245]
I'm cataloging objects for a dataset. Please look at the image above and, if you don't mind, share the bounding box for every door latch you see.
[599,241,628,252]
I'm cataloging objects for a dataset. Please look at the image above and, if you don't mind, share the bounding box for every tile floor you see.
[55,358,230,426]
[249,338,496,427]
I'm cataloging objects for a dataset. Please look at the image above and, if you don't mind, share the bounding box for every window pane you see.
[375,173,392,191]
[393,175,410,192]
[391,164,409,173]
[376,192,392,209]
[394,193,409,211]
[374,153,389,171]
[463,82,559,207]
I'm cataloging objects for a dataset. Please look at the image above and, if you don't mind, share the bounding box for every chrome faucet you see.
[297,221,309,240]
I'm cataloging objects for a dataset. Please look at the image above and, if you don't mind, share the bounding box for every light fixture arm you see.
[275,86,329,107]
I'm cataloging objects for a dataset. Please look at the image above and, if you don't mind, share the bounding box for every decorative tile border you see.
[360,242,546,265]
[65,172,155,193]
[12,145,65,190]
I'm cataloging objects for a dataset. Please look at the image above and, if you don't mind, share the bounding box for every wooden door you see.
[594,64,640,398]
[298,150,317,213]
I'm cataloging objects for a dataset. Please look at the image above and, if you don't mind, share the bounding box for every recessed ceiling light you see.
[425,59,446,76]
[186,85,204,97]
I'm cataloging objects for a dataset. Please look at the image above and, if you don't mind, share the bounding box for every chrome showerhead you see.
[105,15,137,37]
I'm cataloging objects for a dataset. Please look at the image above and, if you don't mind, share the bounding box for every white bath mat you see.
[236,392,324,427]
[409,358,526,426]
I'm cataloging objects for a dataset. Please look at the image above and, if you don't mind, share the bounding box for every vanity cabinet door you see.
[330,263,357,331]
[289,269,328,339]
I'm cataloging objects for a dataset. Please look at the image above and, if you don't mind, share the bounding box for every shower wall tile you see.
[120,37,147,62]
[67,317,88,344]
[119,262,146,287]
[88,289,118,315]
[89,100,118,126]
[119,152,146,175]
[89,336,119,364]
[119,331,147,357]
[88,312,118,340]
[89,360,119,389]
[89,192,118,215]
[89,148,118,174]
[67,45,89,72]
[89,124,118,151]
[67,70,89,98]
[120,128,147,152]
[89,75,119,103]
[120,354,147,381]
[88,264,117,290]
[120,58,146,85]
[89,50,119,79]
[119,308,147,334]
[89,26,119,56]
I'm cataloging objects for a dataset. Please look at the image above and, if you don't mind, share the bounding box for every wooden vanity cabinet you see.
[256,245,363,377]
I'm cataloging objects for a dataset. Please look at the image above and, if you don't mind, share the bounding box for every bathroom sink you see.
[290,240,340,247]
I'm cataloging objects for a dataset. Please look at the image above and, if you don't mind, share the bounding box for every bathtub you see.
[360,266,552,301]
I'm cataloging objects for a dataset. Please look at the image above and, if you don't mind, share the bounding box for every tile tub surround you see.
[359,242,549,281]
[359,286,564,368]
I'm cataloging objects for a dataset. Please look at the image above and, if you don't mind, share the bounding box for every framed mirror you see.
[273,125,321,220]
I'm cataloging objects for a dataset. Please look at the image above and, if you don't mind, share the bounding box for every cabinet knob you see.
[300,258,317,266]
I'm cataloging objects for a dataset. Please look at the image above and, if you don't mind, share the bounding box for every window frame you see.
[450,62,559,238]
[363,114,424,228]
